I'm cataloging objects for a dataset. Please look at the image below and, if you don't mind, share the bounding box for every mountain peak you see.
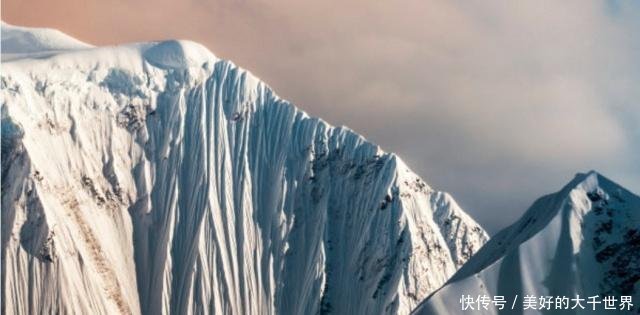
[567,170,635,206]
[2,23,489,315]
[414,171,640,314]
[572,169,601,186]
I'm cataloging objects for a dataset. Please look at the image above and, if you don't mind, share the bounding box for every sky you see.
[3,0,639,233]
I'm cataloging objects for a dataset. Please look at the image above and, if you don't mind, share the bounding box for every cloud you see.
[3,0,639,232]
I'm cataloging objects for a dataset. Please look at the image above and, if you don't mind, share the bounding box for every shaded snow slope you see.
[413,171,640,315]
[1,24,488,315]
[1,21,92,61]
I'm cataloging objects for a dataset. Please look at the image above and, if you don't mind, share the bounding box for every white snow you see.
[413,171,640,315]
[1,23,488,315]
[1,21,92,61]
[143,40,217,69]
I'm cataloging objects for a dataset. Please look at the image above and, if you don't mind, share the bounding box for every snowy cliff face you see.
[414,171,640,315]
[1,23,488,315]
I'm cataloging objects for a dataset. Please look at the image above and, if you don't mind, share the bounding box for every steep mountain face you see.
[0,23,488,315]
[414,171,640,315]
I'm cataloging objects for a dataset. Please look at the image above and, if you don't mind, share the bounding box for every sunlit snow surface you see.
[413,171,640,315]
[1,23,488,315]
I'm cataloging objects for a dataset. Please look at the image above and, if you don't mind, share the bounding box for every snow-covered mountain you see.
[413,171,640,315]
[1,23,488,315]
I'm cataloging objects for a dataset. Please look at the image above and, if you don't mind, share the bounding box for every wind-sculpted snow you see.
[1,24,488,315]
[413,171,640,315]
[1,22,92,61]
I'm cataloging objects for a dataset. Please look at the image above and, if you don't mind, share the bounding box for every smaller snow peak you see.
[568,170,600,191]
[574,169,600,182]
[567,170,629,199]
[546,170,605,201]
[143,40,216,69]
[1,21,92,55]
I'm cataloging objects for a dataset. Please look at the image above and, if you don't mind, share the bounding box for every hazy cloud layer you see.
[4,0,639,232]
